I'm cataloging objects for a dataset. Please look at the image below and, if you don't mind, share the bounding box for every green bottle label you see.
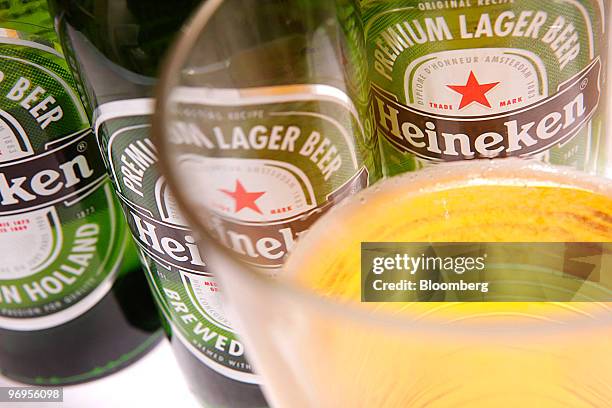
[0,31,131,330]
[363,0,608,176]
[95,98,258,384]
[94,85,372,383]
[170,85,371,270]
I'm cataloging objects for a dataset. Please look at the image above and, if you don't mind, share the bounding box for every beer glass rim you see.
[153,0,612,338]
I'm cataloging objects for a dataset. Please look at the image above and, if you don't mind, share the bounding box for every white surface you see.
[0,341,200,407]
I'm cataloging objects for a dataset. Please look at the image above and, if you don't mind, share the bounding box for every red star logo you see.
[447,71,500,110]
[219,180,266,215]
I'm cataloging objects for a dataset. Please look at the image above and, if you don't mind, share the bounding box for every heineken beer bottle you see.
[49,0,265,406]
[51,0,379,405]
[157,0,380,399]
[0,0,162,385]
[361,0,609,176]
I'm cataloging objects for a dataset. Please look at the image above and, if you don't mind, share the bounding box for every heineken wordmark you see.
[0,0,161,385]
[362,0,608,175]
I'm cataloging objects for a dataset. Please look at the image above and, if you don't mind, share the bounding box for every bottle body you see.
[0,0,161,385]
[361,0,609,176]
[94,99,266,406]
[51,0,380,405]
[158,0,380,401]
[49,0,268,405]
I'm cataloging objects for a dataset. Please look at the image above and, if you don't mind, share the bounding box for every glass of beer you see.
[153,0,612,406]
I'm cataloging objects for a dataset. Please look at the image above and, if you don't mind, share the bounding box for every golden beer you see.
[283,160,612,407]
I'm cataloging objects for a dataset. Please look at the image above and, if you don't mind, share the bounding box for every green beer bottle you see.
[50,0,379,405]
[362,0,608,176]
[48,0,266,406]
[0,0,162,385]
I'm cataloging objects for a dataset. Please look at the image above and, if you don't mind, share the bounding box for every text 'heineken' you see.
[361,0,609,176]
[0,0,162,385]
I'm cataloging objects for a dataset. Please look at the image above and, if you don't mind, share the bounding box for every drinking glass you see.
[153,1,612,407]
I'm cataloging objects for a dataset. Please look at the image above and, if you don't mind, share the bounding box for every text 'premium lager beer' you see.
[0,0,162,385]
[361,0,609,176]
[281,160,612,407]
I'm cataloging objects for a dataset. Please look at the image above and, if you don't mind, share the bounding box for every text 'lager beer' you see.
[281,160,612,407]
[0,0,162,385]
[361,0,609,176]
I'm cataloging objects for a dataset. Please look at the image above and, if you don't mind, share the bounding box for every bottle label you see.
[363,0,608,175]
[169,84,371,270]
[94,85,371,383]
[0,31,130,330]
[95,98,258,384]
